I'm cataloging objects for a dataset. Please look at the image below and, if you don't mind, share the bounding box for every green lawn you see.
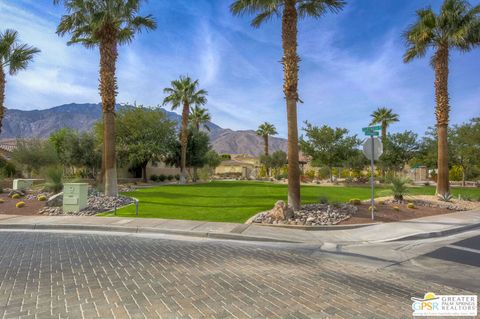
[101,181,480,223]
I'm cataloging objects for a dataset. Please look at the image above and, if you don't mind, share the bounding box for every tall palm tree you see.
[189,105,211,131]
[0,30,40,135]
[55,0,156,196]
[231,0,345,210]
[163,76,207,184]
[370,107,399,142]
[403,0,480,195]
[256,122,278,157]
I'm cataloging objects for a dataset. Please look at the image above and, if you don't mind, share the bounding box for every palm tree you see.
[256,122,278,157]
[0,30,40,135]
[163,76,207,184]
[55,0,156,196]
[403,0,480,196]
[231,0,345,210]
[370,107,399,178]
[189,105,211,131]
[370,107,399,142]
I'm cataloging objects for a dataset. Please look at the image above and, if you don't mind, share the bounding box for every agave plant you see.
[389,176,410,201]
[438,192,453,202]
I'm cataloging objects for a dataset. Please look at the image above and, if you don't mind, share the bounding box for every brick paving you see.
[0,231,472,318]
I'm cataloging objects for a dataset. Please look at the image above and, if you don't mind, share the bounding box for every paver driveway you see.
[0,231,472,319]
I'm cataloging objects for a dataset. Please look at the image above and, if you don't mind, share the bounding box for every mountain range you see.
[0,103,287,156]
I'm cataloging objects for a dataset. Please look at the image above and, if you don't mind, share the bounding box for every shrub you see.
[43,166,64,193]
[349,199,362,205]
[167,175,174,181]
[0,199,4,204]
[345,176,354,184]
[393,205,400,211]
[150,175,158,182]
[158,174,167,182]
[449,165,463,181]
[389,176,410,201]
[12,193,21,199]
[304,169,316,180]
[37,195,47,201]
[174,174,181,181]
[407,203,415,209]
[356,176,369,184]
[0,158,16,178]
[368,205,376,212]
[316,166,330,180]
[16,201,25,208]
[318,196,329,204]
[461,194,480,202]
[378,200,385,205]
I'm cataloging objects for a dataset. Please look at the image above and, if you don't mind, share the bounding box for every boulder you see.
[267,200,294,221]
[46,192,63,207]
[8,190,26,197]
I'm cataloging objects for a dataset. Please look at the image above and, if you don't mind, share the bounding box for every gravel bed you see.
[254,203,358,226]
[383,195,480,211]
[39,191,134,216]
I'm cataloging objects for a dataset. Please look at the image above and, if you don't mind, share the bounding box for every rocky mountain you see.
[0,103,287,156]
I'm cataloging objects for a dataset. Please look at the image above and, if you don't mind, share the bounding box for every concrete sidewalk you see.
[0,209,479,245]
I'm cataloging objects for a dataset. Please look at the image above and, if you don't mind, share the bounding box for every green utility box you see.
[12,179,43,190]
[63,183,89,213]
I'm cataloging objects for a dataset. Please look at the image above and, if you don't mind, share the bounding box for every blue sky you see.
[1,0,479,138]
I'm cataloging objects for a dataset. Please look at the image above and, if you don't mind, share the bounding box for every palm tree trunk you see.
[142,162,148,183]
[180,101,189,184]
[282,0,301,210]
[99,31,118,196]
[264,135,269,156]
[380,122,386,178]
[0,67,5,135]
[434,46,450,195]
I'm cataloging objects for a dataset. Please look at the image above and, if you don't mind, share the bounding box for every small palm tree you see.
[256,122,278,157]
[370,107,399,142]
[403,0,480,196]
[189,105,211,131]
[0,29,40,134]
[370,107,399,178]
[55,0,156,196]
[163,76,207,184]
[231,0,346,210]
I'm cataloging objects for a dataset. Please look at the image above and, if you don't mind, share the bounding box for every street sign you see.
[363,137,383,160]
[362,125,382,132]
[361,125,383,222]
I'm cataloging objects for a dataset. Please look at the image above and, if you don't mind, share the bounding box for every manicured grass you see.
[101,181,480,223]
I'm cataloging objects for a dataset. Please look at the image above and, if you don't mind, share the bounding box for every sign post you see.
[362,126,383,220]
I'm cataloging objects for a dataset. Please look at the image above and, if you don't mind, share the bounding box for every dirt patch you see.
[340,202,453,225]
[0,193,45,216]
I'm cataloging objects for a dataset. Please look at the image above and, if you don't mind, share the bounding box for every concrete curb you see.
[383,222,480,242]
[0,223,299,243]
[251,222,378,231]
[320,222,480,251]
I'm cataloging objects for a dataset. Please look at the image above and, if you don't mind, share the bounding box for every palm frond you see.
[297,0,346,18]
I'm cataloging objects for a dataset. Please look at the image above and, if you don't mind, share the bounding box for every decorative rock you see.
[267,200,294,221]
[255,202,358,226]
[47,192,63,207]
[8,190,26,198]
